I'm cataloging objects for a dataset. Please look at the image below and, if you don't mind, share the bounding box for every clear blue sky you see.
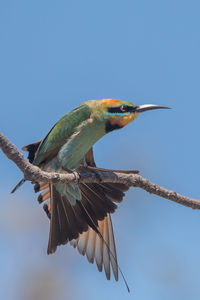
[0,1,200,299]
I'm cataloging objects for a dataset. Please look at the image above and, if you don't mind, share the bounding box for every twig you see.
[0,132,199,209]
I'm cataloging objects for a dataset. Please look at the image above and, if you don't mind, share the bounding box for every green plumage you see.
[12,99,168,287]
[33,104,92,167]
[32,103,107,206]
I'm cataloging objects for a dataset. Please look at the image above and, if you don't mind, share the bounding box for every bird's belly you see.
[58,124,105,170]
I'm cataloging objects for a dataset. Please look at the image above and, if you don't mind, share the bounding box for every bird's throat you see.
[105,121,123,133]
[106,113,138,133]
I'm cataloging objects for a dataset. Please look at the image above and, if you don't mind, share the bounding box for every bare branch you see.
[0,132,199,209]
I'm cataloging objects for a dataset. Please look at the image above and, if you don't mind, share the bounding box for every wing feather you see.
[70,214,118,280]
[95,222,104,272]
[86,228,96,263]
[33,104,91,166]
[33,147,128,281]
[103,215,111,280]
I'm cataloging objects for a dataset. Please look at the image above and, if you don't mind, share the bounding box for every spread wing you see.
[29,147,129,280]
[70,213,118,280]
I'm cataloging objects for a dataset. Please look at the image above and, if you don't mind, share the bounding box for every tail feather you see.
[95,222,103,272]
[34,182,49,193]
[70,214,118,281]
[31,147,130,287]
[75,201,129,291]
[76,231,89,255]
[103,215,111,280]
[107,214,118,280]
[47,184,62,253]
[34,179,126,281]
[47,184,90,254]
[86,227,96,263]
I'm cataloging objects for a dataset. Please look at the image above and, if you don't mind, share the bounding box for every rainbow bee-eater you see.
[12,99,169,289]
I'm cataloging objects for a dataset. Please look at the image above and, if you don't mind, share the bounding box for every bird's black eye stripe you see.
[108,105,137,114]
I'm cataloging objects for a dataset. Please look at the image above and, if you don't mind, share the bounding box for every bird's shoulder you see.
[33,104,91,166]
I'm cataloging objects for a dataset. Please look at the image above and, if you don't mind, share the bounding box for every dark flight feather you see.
[16,141,130,282]
[32,148,129,282]
[22,140,41,163]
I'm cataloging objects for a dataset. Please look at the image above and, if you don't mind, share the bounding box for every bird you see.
[12,99,169,291]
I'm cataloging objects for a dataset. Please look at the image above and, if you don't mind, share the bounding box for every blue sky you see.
[0,0,200,299]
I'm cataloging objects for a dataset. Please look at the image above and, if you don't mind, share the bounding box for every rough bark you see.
[0,133,199,209]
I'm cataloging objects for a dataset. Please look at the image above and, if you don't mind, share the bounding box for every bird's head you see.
[85,99,170,133]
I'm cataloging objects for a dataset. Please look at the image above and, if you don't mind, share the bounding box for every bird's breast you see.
[57,119,105,170]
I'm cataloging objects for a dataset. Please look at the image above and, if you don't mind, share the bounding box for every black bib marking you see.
[105,121,123,133]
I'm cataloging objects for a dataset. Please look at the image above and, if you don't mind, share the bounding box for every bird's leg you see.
[61,166,74,173]
[62,165,139,182]
[86,167,104,182]
[61,166,80,182]
[79,165,139,182]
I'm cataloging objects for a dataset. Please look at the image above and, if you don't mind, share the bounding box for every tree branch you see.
[0,132,199,209]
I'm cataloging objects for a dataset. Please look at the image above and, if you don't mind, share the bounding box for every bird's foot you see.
[61,166,73,173]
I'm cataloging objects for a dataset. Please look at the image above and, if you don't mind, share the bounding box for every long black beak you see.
[135,104,171,113]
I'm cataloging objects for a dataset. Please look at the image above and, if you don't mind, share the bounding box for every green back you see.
[33,104,91,166]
